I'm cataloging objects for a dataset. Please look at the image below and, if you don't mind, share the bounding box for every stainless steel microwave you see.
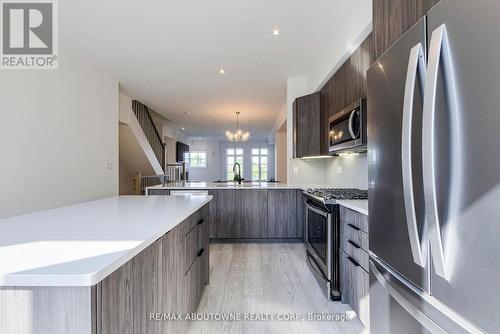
[328,98,367,154]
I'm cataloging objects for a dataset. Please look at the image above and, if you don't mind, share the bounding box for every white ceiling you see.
[60,0,372,139]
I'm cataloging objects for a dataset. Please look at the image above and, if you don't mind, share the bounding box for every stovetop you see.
[304,188,368,204]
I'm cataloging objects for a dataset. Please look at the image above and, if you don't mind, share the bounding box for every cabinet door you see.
[267,190,298,238]
[213,190,241,238]
[100,239,163,334]
[296,190,305,240]
[294,92,321,158]
[240,190,268,238]
[373,0,440,59]
[184,253,202,315]
[208,190,217,239]
[161,224,186,333]
[340,250,349,305]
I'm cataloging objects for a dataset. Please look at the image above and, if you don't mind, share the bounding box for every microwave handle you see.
[348,110,357,139]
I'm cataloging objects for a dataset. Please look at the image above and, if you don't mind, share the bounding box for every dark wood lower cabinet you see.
[267,190,299,238]
[98,204,210,334]
[208,189,303,241]
[151,189,305,241]
[241,190,268,238]
[339,207,369,328]
[211,190,241,238]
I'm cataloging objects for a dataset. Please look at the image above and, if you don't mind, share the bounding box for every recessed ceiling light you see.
[219,68,225,75]
[272,27,280,36]
[182,127,185,130]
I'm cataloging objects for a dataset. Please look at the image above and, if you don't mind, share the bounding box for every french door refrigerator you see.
[367,0,500,332]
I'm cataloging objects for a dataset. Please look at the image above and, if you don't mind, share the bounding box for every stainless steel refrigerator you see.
[367,0,500,332]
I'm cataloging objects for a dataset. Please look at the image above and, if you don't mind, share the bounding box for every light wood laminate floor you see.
[188,243,367,334]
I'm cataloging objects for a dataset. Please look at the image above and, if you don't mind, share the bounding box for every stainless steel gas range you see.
[303,188,368,300]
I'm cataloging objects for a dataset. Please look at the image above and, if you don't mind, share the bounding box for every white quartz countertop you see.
[336,200,368,215]
[146,182,369,214]
[0,195,212,287]
[146,182,323,191]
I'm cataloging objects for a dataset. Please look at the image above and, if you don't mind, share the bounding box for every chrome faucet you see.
[232,162,243,184]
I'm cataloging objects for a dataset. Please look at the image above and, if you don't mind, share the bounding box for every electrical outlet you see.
[293,166,299,174]
[336,165,343,174]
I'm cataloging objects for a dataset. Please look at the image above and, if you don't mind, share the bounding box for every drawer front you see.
[341,235,369,273]
[340,206,368,233]
[184,204,209,235]
[200,203,210,220]
[147,189,170,195]
[340,250,349,305]
[341,221,369,251]
[184,250,205,314]
[185,215,208,274]
[185,210,201,235]
[185,224,200,274]
[345,254,369,327]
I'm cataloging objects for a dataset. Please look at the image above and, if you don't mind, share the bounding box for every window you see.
[227,148,243,180]
[251,148,268,181]
[184,151,207,168]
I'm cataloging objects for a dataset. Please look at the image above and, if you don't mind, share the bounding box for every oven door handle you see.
[306,203,329,218]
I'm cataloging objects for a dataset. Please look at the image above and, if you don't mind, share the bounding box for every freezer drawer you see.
[370,257,483,334]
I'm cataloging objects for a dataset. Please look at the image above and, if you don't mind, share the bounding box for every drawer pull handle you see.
[348,240,361,249]
[347,223,361,231]
[347,256,360,267]
[197,248,205,257]
[197,218,205,225]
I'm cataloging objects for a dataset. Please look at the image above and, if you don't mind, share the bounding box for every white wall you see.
[219,140,275,182]
[274,130,287,183]
[188,139,221,181]
[325,154,368,189]
[0,48,119,218]
[187,139,275,182]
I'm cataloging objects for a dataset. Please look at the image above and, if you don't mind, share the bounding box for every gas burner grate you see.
[305,188,368,200]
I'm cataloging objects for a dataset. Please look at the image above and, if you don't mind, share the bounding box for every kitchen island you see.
[148,182,306,242]
[0,195,212,334]
[146,183,368,243]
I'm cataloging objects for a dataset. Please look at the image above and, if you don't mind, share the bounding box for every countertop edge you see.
[146,186,305,191]
[336,199,369,216]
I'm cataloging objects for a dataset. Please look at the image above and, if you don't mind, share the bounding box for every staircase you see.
[120,97,189,194]
[131,100,165,172]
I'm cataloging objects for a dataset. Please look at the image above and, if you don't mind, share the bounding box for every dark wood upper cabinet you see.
[320,34,375,151]
[320,34,375,120]
[373,0,441,59]
[293,92,322,158]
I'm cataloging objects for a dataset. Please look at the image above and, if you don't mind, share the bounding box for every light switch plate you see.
[293,166,299,174]
[336,165,342,174]
[105,162,113,170]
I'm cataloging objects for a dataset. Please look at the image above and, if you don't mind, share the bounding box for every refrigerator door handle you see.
[423,24,460,281]
[402,43,427,267]
[370,259,447,334]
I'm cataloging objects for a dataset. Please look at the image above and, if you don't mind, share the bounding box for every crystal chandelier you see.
[225,112,250,142]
